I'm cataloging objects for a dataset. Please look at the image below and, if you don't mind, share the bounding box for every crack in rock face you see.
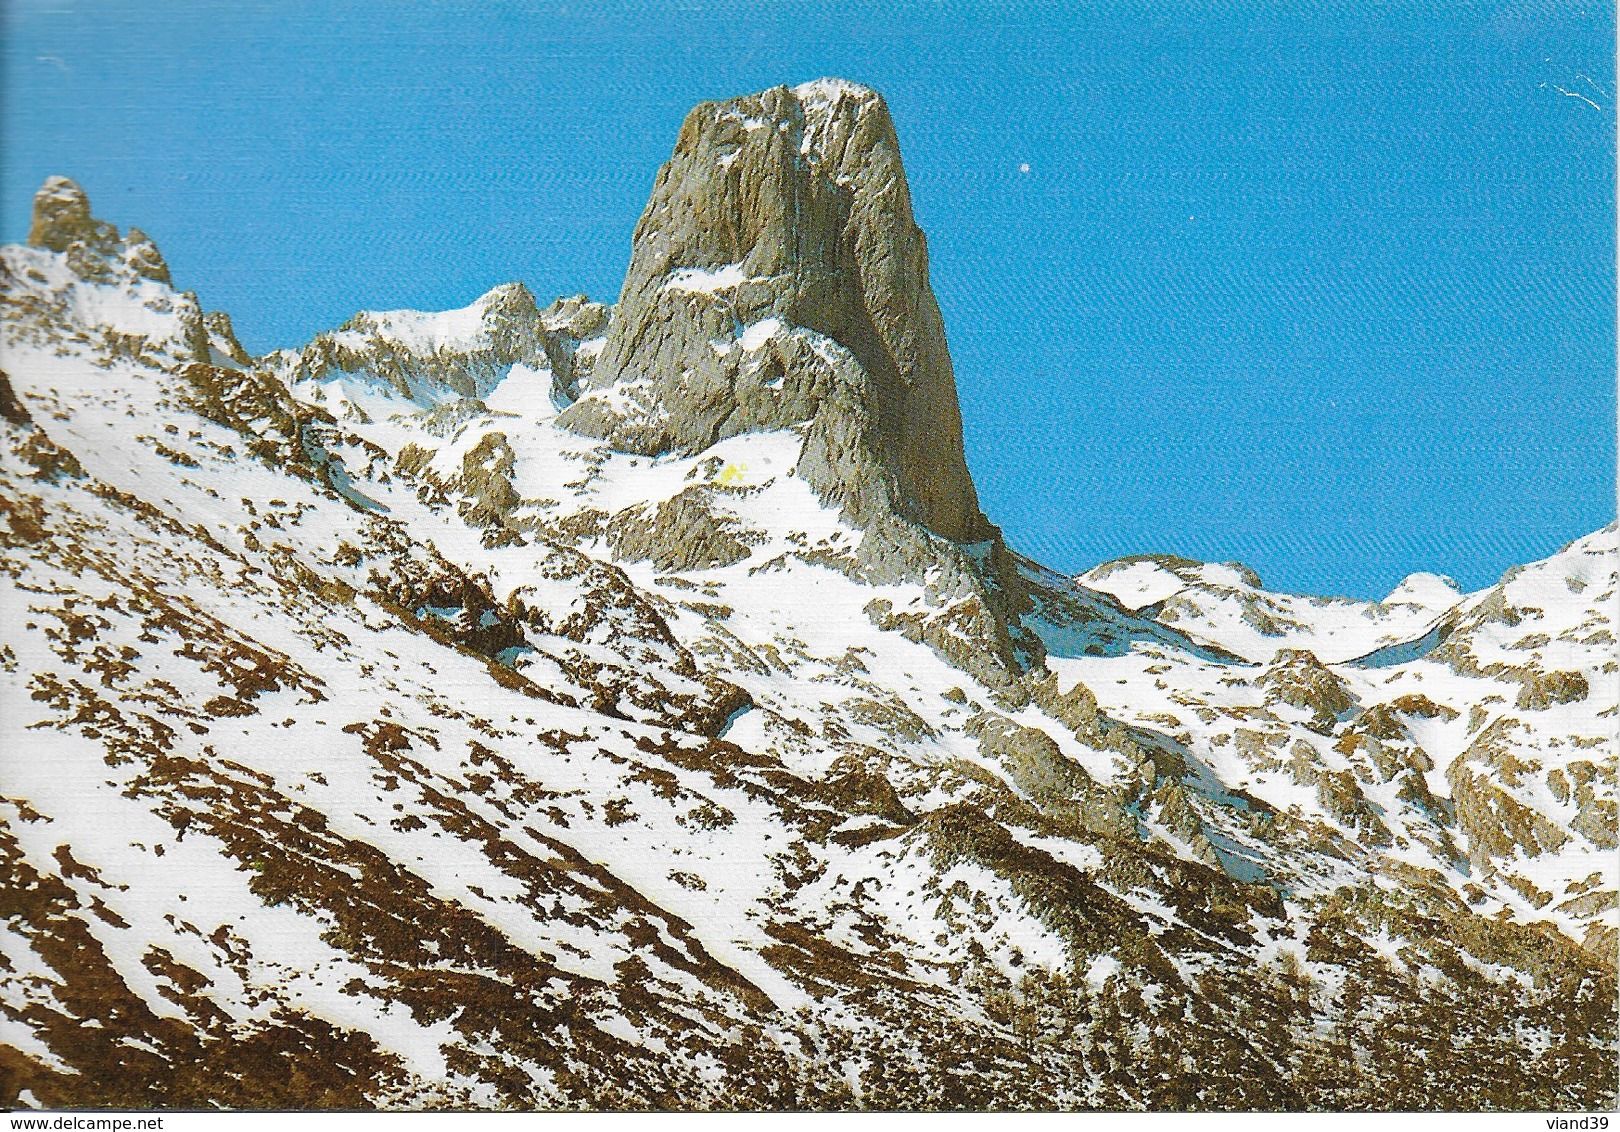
[560,80,994,548]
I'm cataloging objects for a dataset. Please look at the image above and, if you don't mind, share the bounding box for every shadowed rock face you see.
[560,79,993,546]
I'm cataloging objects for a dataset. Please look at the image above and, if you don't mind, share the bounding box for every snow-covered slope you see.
[1,126,1614,1112]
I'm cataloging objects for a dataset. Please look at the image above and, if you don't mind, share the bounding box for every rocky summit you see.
[562,80,992,547]
[0,82,1615,1112]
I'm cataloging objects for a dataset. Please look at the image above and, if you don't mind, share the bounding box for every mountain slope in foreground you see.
[0,83,1614,1111]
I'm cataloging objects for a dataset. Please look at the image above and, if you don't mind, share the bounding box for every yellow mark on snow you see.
[716,463,747,485]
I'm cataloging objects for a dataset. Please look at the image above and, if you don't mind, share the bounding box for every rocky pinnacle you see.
[560,79,994,546]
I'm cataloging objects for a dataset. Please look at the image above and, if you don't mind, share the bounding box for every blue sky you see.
[5,0,1613,598]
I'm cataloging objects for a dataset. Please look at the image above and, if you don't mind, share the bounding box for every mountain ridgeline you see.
[0,80,1614,1111]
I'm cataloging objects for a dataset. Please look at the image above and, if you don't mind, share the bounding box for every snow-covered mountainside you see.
[1,84,1614,1112]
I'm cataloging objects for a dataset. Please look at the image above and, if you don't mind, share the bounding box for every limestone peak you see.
[560,80,994,547]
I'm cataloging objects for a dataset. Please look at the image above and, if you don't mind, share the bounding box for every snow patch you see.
[661,264,752,294]
[738,318,783,352]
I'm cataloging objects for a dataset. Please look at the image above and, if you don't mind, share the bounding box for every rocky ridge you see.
[267,284,609,412]
[562,80,989,547]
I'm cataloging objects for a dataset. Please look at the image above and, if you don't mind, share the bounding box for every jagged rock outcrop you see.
[26,176,118,255]
[6,178,243,368]
[608,485,764,572]
[122,227,172,285]
[559,79,991,548]
[1447,717,1574,870]
[965,711,1134,839]
[2,145,1617,1112]
[538,294,611,403]
[203,310,251,364]
[269,283,609,409]
[446,431,521,528]
[0,368,29,425]
[1515,668,1590,710]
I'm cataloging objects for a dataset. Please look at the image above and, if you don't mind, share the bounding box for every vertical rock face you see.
[560,79,993,546]
[10,177,235,367]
